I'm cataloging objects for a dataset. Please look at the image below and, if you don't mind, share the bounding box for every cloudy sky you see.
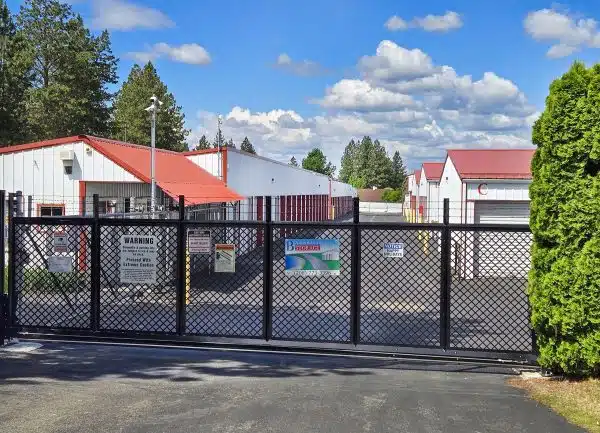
[8,0,600,170]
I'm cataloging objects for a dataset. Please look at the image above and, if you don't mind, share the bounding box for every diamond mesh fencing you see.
[449,229,533,352]
[184,223,264,338]
[99,223,178,333]
[360,227,442,347]
[13,221,92,329]
[271,225,352,342]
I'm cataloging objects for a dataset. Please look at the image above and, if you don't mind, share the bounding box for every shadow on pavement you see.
[0,342,520,386]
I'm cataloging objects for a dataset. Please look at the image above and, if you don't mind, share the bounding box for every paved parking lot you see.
[15,212,532,354]
[0,342,581,433]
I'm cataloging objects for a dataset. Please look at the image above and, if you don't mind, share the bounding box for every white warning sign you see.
[53,232,68,253]
[119,235,158,284]
[188,229,211,254]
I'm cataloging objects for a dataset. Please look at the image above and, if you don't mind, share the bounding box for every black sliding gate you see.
[2,194,535,361]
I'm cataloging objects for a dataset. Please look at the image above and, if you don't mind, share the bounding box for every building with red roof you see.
[439,148,535,225]
[0,135,356,223]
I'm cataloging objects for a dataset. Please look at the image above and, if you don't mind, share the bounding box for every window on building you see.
[39,205,64,217]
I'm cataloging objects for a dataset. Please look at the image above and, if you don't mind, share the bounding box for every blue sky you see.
[7,0,600,169]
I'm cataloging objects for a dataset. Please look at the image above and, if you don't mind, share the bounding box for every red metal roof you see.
[447,149,535,180]
[414,170,421,184]
[421,162,444,181]
[0,135,243,205]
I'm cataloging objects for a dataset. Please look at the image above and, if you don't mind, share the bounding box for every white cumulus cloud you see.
[273,53,328,76]
[90,0,174,31]
[524,8,600,58]
[188,40,535,171]
[128,43,211,65]
[385,11,463,33]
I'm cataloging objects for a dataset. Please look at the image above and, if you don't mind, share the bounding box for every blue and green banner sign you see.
[284,239,340,275]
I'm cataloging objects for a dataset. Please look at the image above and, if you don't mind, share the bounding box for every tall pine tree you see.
[391,151,407,190]
[17,0,117,140]
[112,62,189,151]
[339,139,357,183]
[240,136,256,154]
[194,134,210,150]
[0,0,31,145]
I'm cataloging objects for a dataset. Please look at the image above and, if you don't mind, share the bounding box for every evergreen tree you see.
[240,136,256,154]
[289,156,298,167]
[17,0,117,140]
[339,139,358,183]
[194,134,210,150]
[0,0,31,145]
[226,138,236,149]
[302,148,335,176]
[212,129,225,149]
[112,62,189,151]
[529,62,600,376]
[391,151,407,190]
[369,139,394,188]
[356,136,374,185]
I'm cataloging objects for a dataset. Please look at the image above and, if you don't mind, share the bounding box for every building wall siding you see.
[0,141,141,214]
[465,181,530,201]
[438,157,463,224]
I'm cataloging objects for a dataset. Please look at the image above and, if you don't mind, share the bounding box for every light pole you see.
[145,95,162,217]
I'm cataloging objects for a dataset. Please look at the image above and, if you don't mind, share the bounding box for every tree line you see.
[0,0,188,152]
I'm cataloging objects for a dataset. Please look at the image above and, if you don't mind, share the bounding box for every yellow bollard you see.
[185,248,190,305]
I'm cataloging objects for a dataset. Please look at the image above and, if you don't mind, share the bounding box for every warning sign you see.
[188,229,211,254]
[119,235,158,284]
[383,242,404,258]
[215,244,235,273]
[48,256,72,273]
[53,232,68,253]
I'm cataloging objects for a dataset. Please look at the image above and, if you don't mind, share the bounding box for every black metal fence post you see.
[176,195,186,335]
[27,196,33,217]
[0,191,5,297]
[440,198,451,349]
[263,196,273,341]
[90,194,101,331]
[351,196,361,345]
[7,193,15,325]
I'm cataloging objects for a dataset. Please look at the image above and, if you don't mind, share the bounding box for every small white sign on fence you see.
[48,256,72,273]
[53,232,68,253]
[215,244,235,273]
[119,235,158,284]
[188,229,211,254]
[383,242,404,258]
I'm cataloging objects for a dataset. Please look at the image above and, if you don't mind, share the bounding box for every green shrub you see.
[530,62,600,377]
[381,189,402,203]
[23,267,84,292]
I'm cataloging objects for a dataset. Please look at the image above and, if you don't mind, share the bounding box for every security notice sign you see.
[188,229,211,254]
[285,239,340,275]
[48,256,72,273]
[119,235,158,284]
[383,242,404,258]
[215,244,235,273]
[53,232,68,253]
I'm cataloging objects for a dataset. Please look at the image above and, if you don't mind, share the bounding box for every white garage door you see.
[474,201,530,225]
[474,201,531,277]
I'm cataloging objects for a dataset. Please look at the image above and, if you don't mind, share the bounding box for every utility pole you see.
[217,114,223,181]
[146,95,162,218]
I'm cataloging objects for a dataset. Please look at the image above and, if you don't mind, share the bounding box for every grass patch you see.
[509,377,600,432]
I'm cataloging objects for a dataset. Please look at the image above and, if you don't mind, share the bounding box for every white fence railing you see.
[359,202,403,214]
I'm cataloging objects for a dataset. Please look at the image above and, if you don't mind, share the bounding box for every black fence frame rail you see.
[2,192,536,363]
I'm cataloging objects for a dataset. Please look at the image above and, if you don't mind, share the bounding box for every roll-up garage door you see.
[474,201,530,225]
[474,201,531,277]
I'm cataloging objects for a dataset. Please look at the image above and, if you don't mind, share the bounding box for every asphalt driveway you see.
[0,341,582,433]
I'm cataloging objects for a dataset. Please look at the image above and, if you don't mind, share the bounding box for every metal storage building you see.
[438,149,535,278]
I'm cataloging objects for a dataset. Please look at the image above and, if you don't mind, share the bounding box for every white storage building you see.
[438,149,535,279]
[438,149,534,225]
